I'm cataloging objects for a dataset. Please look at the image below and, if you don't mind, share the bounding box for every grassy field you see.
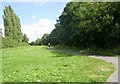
[2,46,115,82]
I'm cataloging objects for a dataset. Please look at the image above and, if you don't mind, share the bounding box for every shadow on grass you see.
[80,49,119,57]
[50,50,75,57]
[52,45,120,57]
[49,47,119,57]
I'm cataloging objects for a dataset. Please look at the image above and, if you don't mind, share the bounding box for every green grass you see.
[54,45,120,56]
[2,46,115,82]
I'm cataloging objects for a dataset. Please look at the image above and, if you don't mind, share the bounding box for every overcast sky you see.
[0,1,68,42]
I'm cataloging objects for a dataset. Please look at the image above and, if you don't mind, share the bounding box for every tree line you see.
[29,33,49,46]
[2,5,29,48]
[1,5,50,48]
[48,2,120,49]
[1,2,120,49]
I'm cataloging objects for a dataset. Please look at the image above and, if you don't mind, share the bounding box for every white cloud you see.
[21,18,55,42]
[34,2,46,6]
[0,18,55,42]
[31,16,36,19]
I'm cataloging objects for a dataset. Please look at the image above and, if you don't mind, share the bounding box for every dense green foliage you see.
[41,33,49,45]
[49,2,120,49]
[29,38,42,46]
[2,5,29,48]
[2,36,28,48]
[22,34,29,43]
[3,5,23,42]
[2,46,114,82]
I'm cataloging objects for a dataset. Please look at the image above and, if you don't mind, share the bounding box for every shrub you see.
[2,37,29,48]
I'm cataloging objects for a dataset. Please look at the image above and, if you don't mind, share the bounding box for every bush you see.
[2,37,29,48]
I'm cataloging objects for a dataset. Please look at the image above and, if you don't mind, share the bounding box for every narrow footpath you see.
[50,47,119,83]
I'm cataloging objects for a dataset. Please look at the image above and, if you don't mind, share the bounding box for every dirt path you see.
[50,48,118,83]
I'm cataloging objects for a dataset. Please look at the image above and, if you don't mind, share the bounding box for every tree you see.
[35,38,42,45]
[49,2,120,49]
[3,5,23,43]
[0,28,2,36]
[29,41,36,46]
[22,34,29,43]
[2,5,29,48]
[41,33,49,45]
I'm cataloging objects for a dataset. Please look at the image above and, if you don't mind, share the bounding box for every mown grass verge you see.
[2,46,115,82]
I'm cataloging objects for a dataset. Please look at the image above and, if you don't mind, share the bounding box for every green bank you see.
[2,46,115,82]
